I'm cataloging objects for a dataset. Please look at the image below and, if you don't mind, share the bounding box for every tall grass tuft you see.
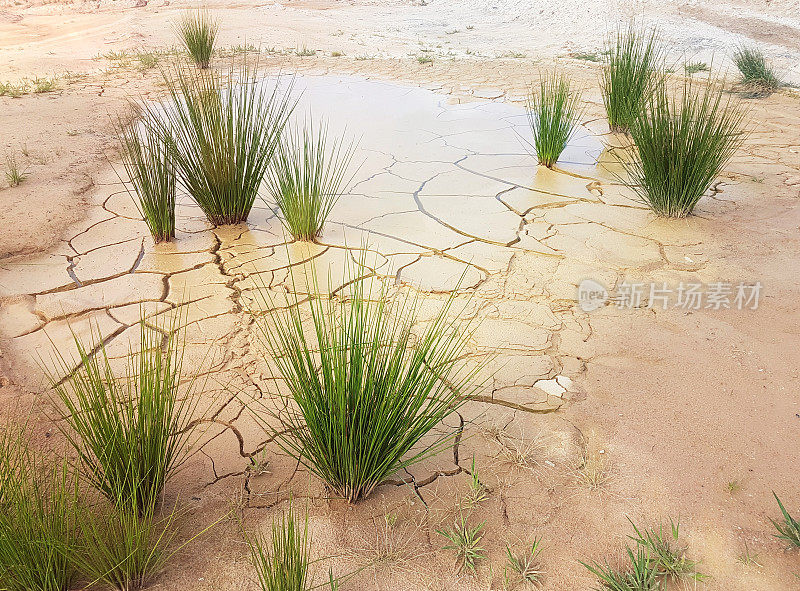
[733,46,782,96]
[151,64,295,226]
[250,252,483,503]
[623,79,746,217]
[116,115,176,243]
[268,120,357,241]
[602,25,664,133]
[48,314,201,515]
[0,425,79,591]
[525,72,582,168]
[245,503,311,591]
[175,10,218,69]
[73,493,180,591]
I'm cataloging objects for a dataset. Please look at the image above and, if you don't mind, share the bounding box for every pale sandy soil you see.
[2,2,800,590]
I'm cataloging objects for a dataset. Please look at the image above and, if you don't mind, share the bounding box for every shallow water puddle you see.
[1,76,663,408]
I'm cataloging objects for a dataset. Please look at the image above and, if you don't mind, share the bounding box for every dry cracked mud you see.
[2,19,800,591]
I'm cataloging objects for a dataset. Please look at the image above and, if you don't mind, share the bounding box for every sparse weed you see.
[176,10,218,68]
[437,513,485,573]
[499,51,526,59]
[628,517,705,582]
[136,52,160,70]
[736,541,762,567]
[576,447,609,490]
[4,152,28,187]
[602,25,665,133]
[417,54,434,64]
[582,544,661,591]
[221,44,260,57]
[0,81,25,97]
[771,493,800,549]
[505,538,544,586]
[295,47,317,57]
[463,456,489,507]
[32,76,57,93]
[726,480,742,495]
[684,61,709,75]
[572,51,606,63]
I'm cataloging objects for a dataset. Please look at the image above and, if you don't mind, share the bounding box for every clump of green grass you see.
[0,425,79,591]
[684,61,710,75]
[295,47,317,57]
[4,152,27,186]
[771,493,800,549]
[601,25,665,133]
[417,54,433,64]
[116,114,176,243]
[175,10,218,69]
[525,71,582,168]
[733,46,782,96]
[582,544,660,591]
[437,513,485,573]
[245,503,312,591]
[267,120,356,241]
[48,314,202,515]
[623,78,747,217]
[74,495,181,591]
[150,63,295,226]
[505,538,544,586]
[628,517,704,582]
[249,252,482,503]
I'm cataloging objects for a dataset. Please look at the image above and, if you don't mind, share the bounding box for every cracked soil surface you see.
[2,1,800,590]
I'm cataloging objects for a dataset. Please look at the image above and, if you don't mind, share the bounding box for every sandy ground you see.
[2,1,800,590]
